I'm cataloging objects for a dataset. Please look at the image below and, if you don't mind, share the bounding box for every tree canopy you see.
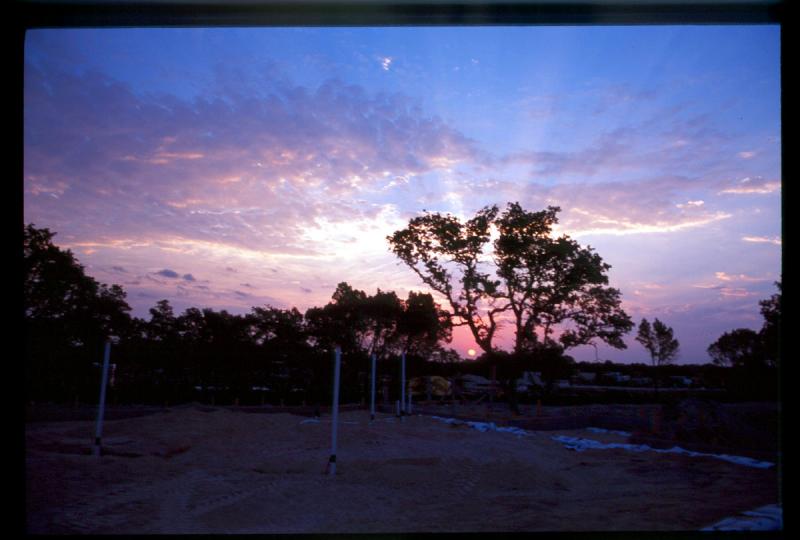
[304,282,451,359]
[707,280,781,370]
[707,328,763,368]
[387,202,632,356]
[24,223,459,405]
[23,221,779,405]
[24,223,133,345]
[25,224,134,401]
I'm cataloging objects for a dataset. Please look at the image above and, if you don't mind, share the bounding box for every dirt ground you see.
[25,404,780,533]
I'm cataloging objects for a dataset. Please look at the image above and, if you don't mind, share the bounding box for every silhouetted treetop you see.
[24,223,132,342]
[388,203,632,356]
[707,328,763,368]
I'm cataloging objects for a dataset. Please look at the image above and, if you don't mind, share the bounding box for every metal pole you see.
[328,347,341,476]
[401,351,406,417]
[93,341,111,457]
[370,354,376,421]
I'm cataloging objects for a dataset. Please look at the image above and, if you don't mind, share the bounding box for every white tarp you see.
[701,504,782,531]
[586,427,631,437]
[551,435,775,469]
[429,416,774,469]
[431,415,779,531]
[430,416,531,437]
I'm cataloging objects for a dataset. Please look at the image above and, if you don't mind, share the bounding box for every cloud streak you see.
[491,175,735,238]
[742,235,781,245]
[719,177,780,195]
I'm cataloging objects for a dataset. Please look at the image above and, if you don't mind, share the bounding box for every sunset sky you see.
[23,26,781,363]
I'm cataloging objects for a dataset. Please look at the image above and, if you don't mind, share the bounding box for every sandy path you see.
[25,406,779,533]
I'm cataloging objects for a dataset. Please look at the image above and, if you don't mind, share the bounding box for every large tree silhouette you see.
[707,328,763,368]
[387,203,632,356]
[24,224,133,401]
[388,203,632,413]
[706,281,780,397]
[494,204,632,354]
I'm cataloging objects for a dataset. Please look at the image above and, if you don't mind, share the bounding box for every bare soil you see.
[25,403,780,533]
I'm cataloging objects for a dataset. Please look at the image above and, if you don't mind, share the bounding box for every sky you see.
[23,26,781,364]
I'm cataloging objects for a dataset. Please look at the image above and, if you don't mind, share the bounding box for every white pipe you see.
[93,341,111,457]
[370,354,376,421]
[328,346,341,476]
[401,351,406,416]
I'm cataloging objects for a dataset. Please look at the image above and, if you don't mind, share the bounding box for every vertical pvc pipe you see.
[93,341,111,457]
[328,347,341,476]
[370,354,376,421]
[400,351,406,417]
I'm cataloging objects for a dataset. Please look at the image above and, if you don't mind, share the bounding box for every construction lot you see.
[25,402,781,533]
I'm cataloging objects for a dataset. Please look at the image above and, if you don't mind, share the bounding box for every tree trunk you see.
[503,379,520,415]
[653,364,660,399]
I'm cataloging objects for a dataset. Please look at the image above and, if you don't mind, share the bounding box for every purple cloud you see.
[24,60,481,259]
[155,269,179,278]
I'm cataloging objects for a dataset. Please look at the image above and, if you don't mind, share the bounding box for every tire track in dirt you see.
[451,458,482,499]
[187,471,333,532]
[168,442,331,532]
[151,470,210,533]
[54,472,191,533]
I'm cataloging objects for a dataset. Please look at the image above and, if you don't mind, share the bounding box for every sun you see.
[467,348,476,357]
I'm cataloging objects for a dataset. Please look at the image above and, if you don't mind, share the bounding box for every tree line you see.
[24,201,780,406]
[388,202,779,402]
[24,224,455,406]
[706,282,781,398]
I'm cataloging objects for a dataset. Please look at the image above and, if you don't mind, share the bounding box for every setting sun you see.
[467,348,476,357]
